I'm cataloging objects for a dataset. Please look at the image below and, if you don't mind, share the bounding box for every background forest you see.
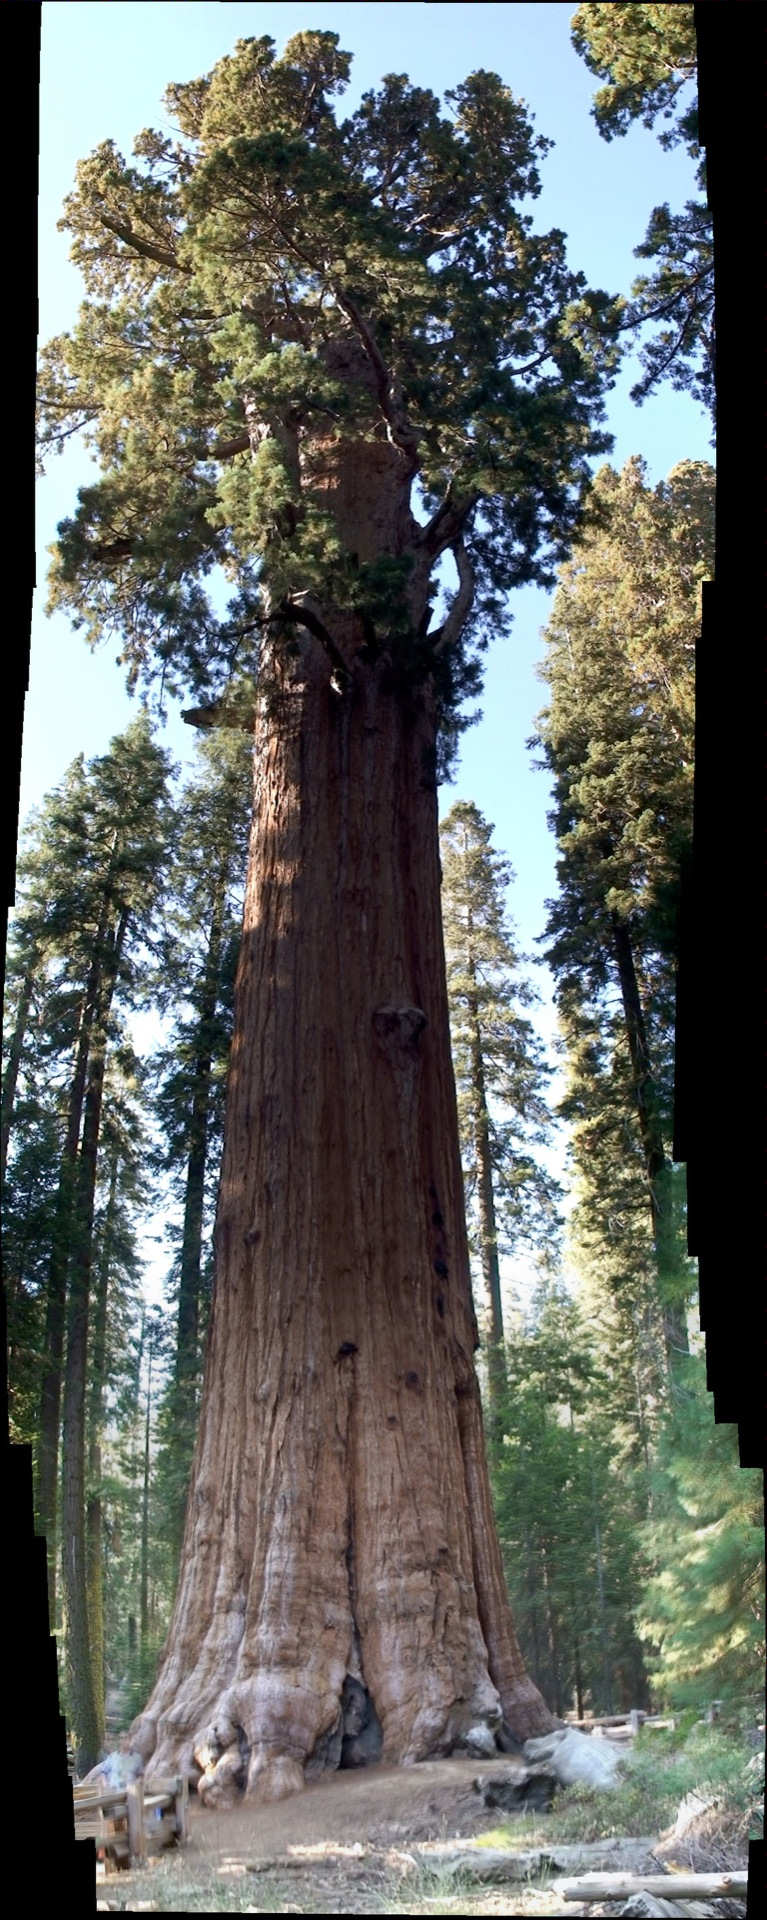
[4,0,764,1776]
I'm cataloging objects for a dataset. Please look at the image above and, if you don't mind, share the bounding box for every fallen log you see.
[244,1840,656,1884]
[406,1836,659,1881]
[555,1869,748,1901]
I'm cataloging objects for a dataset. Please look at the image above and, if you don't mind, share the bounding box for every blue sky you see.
[28,2,712,1293]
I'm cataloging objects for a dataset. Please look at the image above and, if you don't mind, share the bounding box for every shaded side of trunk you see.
[1,951,37,1183]
[62,908,129,1775]
[610,912,689,1371]
[86,1151,119,1752]
[129,639,553,1806]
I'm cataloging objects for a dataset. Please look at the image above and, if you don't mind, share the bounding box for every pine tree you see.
[4,717,172,1769]
[84,1037,152,1754]
[439,799,560,1433]
[58,720,172,1772]
[490,1277,650,1717]
[534,456,712,1387]
[36,30,624,1798]
[149,729,252,1575]
[636,1353,765,1711]
[571,4,712,415]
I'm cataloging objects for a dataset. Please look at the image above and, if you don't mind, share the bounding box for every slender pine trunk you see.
[176,869,229,1382]
[37,922,107,1623]
[1,951,37,1183]
[85,1150,119,1752]
[590,1458,613,1714]
[522,1521,543,1689]
[610,912,689,1373]
[168,865,231,1561]
[540,1542,563,1719]
[62,908,129,1774]
[140,1326,154,1658]
[466,959,508,1440]
[572,1616,584,1721]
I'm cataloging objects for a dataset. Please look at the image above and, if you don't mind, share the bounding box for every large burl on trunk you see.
[129,359,554,1806]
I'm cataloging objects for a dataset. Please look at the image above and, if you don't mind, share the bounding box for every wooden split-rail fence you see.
[73,1773,188,1870]
[562,1708,713,1737]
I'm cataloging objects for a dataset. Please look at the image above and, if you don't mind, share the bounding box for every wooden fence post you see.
[126,1778,145,1866]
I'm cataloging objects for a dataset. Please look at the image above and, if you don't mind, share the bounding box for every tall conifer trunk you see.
[62,908,129,1773]
[86,1151,118,1754]
[467,974,508,1436]
[1,951,36,1182]
[175,868,229,1383]
[130,628,553,1804]
[38,922,106,1623]
[610,911,689,1370]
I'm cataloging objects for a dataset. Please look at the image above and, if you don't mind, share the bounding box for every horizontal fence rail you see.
[72,1773,188,1869]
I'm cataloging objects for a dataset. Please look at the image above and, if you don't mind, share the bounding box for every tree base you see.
[131,1669,553,1807]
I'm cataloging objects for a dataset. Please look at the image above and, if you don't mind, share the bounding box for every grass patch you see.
[474,1722,762,1851]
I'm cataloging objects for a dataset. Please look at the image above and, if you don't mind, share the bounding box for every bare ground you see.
[93,1755,662,1914]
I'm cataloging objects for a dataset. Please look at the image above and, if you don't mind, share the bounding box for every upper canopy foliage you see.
[571,3,699,152]
[38,29,622,732]
[570,5,712,418]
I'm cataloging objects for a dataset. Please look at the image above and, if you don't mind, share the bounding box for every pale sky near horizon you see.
[25,2,712,1308]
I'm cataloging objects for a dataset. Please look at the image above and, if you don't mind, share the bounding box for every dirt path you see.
[94,1755,659,1914]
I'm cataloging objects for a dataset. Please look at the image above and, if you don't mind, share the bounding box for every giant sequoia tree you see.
[37,32,621,1803]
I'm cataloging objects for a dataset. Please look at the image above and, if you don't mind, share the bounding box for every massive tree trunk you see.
[130,350,553,1801]
[130,643,553,1805]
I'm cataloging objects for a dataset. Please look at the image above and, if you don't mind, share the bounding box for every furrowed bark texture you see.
[130,344,552,1800]
[131,643,552,1801]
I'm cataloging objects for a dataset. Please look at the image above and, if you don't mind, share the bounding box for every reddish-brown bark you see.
[130,635,553,1802]
[130,358,554,1803]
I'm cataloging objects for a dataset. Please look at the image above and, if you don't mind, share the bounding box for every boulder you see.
[523,1725,625,1789]
[475,1764,558,1813]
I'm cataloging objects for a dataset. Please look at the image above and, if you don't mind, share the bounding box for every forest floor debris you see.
[91,1726,760,1915]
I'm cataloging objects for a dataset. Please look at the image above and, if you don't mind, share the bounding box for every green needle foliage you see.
[3,717,172,1764]
[148,728,252,1579]
[571,3,713,416]
[636,1354,765,1712]
[440,799,561,1426]
[533,455,712,1389]
[491,1275,651,1717]
[38,28,622,759]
